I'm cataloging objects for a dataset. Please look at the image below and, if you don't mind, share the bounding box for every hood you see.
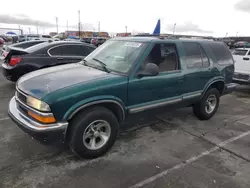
[17,63,111,99]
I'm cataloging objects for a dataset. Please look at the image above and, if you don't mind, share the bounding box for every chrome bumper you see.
[8,96,68,132]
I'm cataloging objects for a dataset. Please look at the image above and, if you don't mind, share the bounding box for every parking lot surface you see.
[0,59,250,188]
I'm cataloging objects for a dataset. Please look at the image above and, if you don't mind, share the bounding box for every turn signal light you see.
[28,111,56,124]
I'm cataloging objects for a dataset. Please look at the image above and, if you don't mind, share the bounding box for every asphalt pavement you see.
[0,61,250,188]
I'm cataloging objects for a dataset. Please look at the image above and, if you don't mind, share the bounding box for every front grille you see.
[233,73,250,81]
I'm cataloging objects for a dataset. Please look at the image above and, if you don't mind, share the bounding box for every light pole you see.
[56,17,58,34]
[173,23,176,35]
[236,32,238,37]
[78,10,81,38]
[36,22,39,34]
[225,32,228,37]
[66,20,68,32]
[98,21,100,36]
[125,26,127,33]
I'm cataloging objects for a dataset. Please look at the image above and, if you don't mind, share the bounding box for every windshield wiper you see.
[92,58,110,73]
[82,59,88,66]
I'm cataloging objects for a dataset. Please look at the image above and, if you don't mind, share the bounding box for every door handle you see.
[243,57,249,61]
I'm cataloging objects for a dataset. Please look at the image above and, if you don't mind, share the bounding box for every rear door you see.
[182,42,213,94]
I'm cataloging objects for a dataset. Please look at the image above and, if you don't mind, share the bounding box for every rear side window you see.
[78,46,95,56]
[183,42,203,68]
[15,41,45,49]
[207,42,234,64]
[49,45,94,56]
[232,49,248,56]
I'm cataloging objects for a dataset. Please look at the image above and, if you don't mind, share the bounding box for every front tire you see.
[69,106,119,159]
[193,88,220,120]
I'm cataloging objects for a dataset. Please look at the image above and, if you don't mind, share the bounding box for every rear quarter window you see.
[232,49,248,56]
[207,42,234,65]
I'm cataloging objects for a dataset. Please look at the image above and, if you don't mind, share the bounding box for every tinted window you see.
[143,43,179,72]
[49,45,93,56]
[14,41,45,49]
[199,45,210,67]
[207,42,234,64]
[78,46,95,56]
[42,35,52,38]
[25,42,51,53]
[183,42,202,68]
[232,49,248,56]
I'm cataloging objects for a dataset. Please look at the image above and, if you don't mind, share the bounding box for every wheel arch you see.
[202,77,225,98]
[63,97,126,124]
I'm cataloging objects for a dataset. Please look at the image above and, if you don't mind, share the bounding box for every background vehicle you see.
[8,37,236,158]
[234,41,250,48]
[232,48,250,85]
[0,40,47,60]
[2,41,96,81]
[0,37,4,45]
[91,37,108,46]
[81,37,92,44]
[18,34,54,42]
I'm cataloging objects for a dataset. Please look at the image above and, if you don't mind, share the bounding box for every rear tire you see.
[69,106,119,159]
[193,88,220,120]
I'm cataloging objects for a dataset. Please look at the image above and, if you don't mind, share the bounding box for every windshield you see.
[232,49,248,56]
[84,40,147,74]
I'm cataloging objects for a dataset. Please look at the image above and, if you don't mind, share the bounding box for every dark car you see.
[2,41,96,81]
[1,40,47,60]
[8,37,236,158]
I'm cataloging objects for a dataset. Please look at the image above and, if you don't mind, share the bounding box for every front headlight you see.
[26,96,51,112]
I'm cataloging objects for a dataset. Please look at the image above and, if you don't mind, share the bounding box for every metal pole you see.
[173,23,176,35]
[225,32,228,37]
[56,17,58,34]
[36,22,39,34]
[236,32,238,37]
[67,20,68,32]
[98,21,100,37]
[125,26,127,33]
[78,10,81,38]
[29,28,31,34]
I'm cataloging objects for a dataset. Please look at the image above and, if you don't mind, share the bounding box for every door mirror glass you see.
[136,63,159,77]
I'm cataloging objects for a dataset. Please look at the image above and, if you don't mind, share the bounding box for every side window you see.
[49,46,67,56]
[247,50,250,56]
[207,42,234,65]
[199,45,210,67]
[78,46,95,56]
[49,45,83,56]
[143,43,179,72]
[183,42,202,68]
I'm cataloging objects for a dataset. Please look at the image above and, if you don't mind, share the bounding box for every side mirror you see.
[136,63,159,77]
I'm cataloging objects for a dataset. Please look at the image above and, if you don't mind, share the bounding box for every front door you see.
[127,42,184,113]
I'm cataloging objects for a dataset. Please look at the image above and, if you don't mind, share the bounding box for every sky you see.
[0,0,250,37]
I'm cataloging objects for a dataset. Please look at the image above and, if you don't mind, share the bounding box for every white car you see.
[232,48,250,85]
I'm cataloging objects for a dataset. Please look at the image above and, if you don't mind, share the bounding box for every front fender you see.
[63,95,126,121]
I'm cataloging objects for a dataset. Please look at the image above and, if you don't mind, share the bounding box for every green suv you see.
[8,37,236,158]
